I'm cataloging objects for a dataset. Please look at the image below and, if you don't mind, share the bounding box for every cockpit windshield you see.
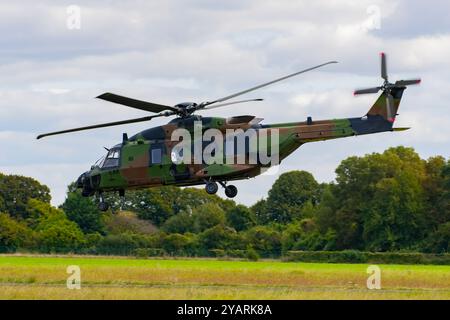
[102,148,121,168]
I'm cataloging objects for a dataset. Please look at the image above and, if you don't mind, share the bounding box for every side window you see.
[151,148,162,164]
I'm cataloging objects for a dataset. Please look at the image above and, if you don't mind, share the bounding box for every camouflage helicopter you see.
[37,53,420,211]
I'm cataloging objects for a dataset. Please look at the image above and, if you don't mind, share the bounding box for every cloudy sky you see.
[1,0,449,206]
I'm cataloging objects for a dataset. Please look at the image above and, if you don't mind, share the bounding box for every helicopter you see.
[37,53,420,211]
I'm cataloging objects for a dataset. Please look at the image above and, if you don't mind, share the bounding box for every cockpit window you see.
[103,148,121,168]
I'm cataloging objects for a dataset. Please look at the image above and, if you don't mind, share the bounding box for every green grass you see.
[0,255,449,299]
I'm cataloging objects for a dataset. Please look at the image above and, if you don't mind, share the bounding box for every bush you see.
[246,246,260,261]
[161,233,196,256]
[225,249,247,258]
[31,201,86,253]
[104,211,157,235]
[244,226,282,258]
[0,212,35,252]
[95,233,155,255]
[284,250,450,265]
[133,248,165,258]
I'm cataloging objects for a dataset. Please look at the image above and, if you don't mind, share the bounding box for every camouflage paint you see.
[78,89,406,195]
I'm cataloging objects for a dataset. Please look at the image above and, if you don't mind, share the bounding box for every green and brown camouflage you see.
[77,87,408,197]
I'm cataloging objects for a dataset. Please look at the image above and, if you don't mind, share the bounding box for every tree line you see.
[0,146,449,257]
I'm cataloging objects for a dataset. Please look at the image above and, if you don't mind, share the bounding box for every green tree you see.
[61,188,105,234]
[332,146,428,250]
[0,173,51,219]
[251,199,268,225]
[244,226,282,257]
[105,186,235,227]
[192,203,225,233]
[28,200,85,253]
[362,171,426,251]
[162,211,194,234]
[423,222,450,253]
[197,225,243,253]
[131,189,174,226]
[161,233,196,255]
[226,204,256,231]
[0,213,34,252]
[264,171,320,224]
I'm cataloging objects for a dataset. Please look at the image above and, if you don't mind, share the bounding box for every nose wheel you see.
[97,193,110,212]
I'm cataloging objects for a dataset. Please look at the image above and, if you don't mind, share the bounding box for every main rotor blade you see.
[200,98,263,111]
[381,52,388,81]
[97,92,179,113]
[202,61,338,107]
[395,79,421,86]
[36,114,164,139]
[354,87,381,95]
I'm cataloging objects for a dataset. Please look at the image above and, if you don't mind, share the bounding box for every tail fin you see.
[366,87,406,123]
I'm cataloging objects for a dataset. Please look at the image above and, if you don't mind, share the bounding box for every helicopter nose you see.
[76,171,89,188]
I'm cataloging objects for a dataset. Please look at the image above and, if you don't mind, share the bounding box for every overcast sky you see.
[1,0,449,206]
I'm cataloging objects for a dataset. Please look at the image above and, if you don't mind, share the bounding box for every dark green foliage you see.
[263,171,321,224]
[192,203,226,232]
[103,211,157,235]
[197,225,243,254]
[29,200,86,253]
[131,189,175,226]
[251,199,268,225]
[226,204,256,231]
[162,202,225,234]
[161,211,194,234]
[423,222,450,253]
[0,213,34,253]
[105,186,235,226]
[285,250,450,265]
[96,233,158,255]
[0,146,448,259]
[61,188,105,234]
[0,173,51,219]
[244,226,282,257]
[245,246,260,261]
[161,233,196,255]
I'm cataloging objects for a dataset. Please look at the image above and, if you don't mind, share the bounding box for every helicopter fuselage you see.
[76,110,395,198]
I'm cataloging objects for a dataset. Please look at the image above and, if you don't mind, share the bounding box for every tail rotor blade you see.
[395,79,421,86]
[354,87,381,95]
[381,52,388,81]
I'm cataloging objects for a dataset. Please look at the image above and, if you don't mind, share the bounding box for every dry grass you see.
[0,255,448,300]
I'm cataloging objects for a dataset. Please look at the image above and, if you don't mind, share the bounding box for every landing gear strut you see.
[98,193,109,212]
[206,181,238,198]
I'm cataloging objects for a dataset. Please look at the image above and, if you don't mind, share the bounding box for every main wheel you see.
[205,181,219,195]
[225,185,238,198]
[98,201,109,212]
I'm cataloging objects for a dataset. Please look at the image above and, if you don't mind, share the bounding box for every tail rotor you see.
[354,52,421,122]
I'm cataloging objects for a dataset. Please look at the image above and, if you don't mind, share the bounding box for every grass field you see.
[0,255,448,299]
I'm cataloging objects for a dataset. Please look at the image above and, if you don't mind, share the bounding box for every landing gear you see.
[215,181,238,198]
[224,185,238,198]
[98,193,109,212]
[118,189,125,211]
[205,181,219,195]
